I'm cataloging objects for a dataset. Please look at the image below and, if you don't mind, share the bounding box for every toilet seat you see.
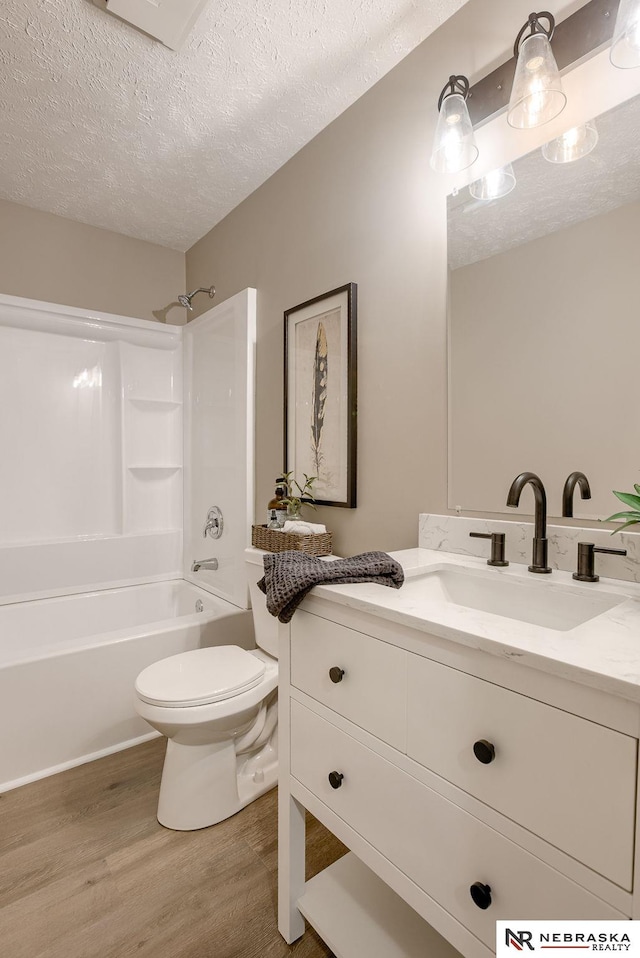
[135,646,267,708]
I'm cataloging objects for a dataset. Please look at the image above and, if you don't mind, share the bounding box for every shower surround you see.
[0,289,256,788]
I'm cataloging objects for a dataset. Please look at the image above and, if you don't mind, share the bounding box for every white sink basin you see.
[402,565,625,631]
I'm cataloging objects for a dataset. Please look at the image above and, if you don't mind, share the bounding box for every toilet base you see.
[238,729,278,809]
[157,734,278,831]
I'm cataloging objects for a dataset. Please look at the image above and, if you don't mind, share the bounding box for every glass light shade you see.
[507,33,567,129]
[430,92,479,174]
[610,0,640,68]
[469,163,517,200]
[542,121,599,163]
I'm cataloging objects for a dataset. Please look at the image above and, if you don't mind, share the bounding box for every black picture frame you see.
[284,283,357,508]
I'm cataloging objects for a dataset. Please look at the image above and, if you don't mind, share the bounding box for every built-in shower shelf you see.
[127,397,182,408]
[127,465,182,473]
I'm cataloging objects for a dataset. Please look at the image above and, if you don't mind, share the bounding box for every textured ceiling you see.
[448,93,640,270]
[0,0,466,251]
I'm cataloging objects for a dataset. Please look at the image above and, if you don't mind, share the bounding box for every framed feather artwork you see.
[284,283,357,508]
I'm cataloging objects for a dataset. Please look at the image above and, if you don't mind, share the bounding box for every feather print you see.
[311,321,328,474]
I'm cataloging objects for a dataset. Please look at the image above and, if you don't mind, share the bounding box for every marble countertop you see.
[309,548,640,704]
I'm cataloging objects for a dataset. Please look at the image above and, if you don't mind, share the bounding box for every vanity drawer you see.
[290,611,407,750]
[290,701,627,950]
[407,656,637,889]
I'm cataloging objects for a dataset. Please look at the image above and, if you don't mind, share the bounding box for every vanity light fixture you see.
[542,120,599,163]
[469,163,517,200]
[507,12,567,129]
[610,0,640,68]
[434,2,616,175]
[430,75,479,174]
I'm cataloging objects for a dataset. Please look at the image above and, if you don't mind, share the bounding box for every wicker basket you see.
[251,524,332,556]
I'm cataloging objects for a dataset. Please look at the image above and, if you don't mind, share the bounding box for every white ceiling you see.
[0,0,466,251]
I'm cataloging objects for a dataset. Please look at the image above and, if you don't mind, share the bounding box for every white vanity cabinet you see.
[278,598,640,958]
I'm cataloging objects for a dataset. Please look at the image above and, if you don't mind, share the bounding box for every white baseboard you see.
[0,730,162,794]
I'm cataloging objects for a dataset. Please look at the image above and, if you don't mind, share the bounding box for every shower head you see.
[178,285,216,311]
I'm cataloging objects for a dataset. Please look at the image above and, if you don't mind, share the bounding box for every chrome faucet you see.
[562,471,591,518]
[191,558,219,572]
[506,472,552,574]
[203,506,223,539]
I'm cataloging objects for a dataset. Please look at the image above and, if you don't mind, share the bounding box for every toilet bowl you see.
[134,548,278,830]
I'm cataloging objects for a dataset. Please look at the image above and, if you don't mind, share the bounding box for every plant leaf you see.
[604,512,640,522]
[612,491,640,511]
[609,520,640,535]
[634,485,640,496]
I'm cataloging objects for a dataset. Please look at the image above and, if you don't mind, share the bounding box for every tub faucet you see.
[191,558,219,572]
[203,506,224,539]
[506,472,552,574]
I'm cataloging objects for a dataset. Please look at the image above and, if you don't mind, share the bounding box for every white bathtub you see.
[0,579,254,792]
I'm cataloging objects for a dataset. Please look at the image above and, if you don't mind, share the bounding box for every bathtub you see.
[0,579,254,792]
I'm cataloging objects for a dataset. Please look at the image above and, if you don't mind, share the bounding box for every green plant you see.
[605,486,640,534]
[282,471,317,514]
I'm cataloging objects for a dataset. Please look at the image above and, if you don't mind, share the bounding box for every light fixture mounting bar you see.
[468,0,621,125]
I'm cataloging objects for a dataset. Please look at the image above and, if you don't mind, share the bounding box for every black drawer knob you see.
[329,667,345,684]
[473,740,495,765]
[328,771,344,789]
[470,882,492,910]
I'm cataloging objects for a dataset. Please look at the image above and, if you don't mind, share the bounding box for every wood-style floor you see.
[0,738,347,958]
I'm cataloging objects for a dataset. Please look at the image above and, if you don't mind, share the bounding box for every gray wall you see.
[185,0,511,554]
[187,85,448,554]
[0,198,185,323]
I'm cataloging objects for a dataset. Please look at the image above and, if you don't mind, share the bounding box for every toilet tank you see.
[244,548,279,658]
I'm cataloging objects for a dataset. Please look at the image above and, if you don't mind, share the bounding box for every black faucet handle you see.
[573,542,627,582]
[469,532,509,567]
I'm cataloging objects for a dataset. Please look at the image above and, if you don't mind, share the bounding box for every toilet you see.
[134,548,278,831]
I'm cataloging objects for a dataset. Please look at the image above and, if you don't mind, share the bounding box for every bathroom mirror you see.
[447,92,640,520]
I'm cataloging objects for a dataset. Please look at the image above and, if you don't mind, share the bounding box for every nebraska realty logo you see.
[496,923,640,956]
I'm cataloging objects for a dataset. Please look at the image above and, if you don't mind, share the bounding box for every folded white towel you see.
[283,520,327,536]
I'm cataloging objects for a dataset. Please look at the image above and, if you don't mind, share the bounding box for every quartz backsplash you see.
[419,514,640,584]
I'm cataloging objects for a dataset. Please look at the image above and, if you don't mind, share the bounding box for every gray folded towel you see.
[257,550,404,624]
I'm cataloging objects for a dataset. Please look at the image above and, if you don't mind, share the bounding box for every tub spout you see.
[191,558,218,572]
